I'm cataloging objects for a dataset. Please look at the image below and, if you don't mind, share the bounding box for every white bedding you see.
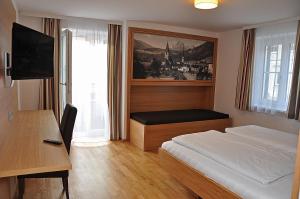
[225,125,298,153]
[172,130,295,184]
[162,140,293,199]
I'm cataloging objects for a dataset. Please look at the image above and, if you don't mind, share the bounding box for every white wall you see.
[214,29,300,134]
[126,21,219,37]
[17,15,42,110]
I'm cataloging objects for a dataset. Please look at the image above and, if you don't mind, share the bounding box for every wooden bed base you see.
[130,118,232,151]
[159,148,241,199]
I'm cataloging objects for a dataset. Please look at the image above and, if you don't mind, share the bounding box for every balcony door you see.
[61,20,109,146]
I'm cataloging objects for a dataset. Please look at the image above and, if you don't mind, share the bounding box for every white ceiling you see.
[15,0,300,32]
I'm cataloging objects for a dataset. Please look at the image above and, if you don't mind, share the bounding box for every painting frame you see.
[127,27,218,85]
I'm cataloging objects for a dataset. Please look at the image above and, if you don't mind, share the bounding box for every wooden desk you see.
[0,110,72,198]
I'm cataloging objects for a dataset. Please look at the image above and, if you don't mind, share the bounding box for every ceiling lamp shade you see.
[194,0,218,9]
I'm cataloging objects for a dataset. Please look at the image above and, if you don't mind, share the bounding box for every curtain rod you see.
[19,11,123,25]
[243,16,300,30]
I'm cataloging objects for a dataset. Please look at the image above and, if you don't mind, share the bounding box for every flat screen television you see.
[11,23,54,80]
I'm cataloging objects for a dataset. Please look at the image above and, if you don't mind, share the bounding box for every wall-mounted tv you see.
[11,23,54,80]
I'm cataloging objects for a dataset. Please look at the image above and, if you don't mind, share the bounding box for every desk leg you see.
[0,177,17,199]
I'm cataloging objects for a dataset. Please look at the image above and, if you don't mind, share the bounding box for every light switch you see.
[8,111,13,121]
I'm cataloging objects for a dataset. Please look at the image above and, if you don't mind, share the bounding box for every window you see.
[251,22,297,114]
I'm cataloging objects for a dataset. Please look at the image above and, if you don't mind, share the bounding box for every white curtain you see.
[251,21,297,115]
[61,19,109,145]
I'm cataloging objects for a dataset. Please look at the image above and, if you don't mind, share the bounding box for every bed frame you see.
[159,148,241,199]
[130,118,232,151]
[160,130,300,199]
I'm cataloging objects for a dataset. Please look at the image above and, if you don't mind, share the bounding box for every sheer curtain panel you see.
[61,19,109,144]
[251,21,297,114]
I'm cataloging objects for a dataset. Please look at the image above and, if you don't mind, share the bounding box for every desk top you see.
[0,110,72,178]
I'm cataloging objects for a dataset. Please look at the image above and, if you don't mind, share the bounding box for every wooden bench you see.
[130,109,232,151]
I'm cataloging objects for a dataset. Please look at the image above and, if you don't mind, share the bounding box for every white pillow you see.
[225,125,298,153]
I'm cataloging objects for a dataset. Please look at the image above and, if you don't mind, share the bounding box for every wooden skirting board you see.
[130,118,232,151]
[159,148,241,199]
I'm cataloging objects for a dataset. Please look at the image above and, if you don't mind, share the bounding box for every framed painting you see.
[128,28,218,83]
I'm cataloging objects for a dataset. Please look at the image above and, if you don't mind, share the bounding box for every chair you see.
[17,104,77,199]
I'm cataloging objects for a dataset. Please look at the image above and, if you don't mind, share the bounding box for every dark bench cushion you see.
[130,109,229,125]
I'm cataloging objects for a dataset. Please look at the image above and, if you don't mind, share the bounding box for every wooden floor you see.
[23,141,197,199]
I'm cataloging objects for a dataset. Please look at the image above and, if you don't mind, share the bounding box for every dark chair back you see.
[60,104,77,154]
[60,104,71,133]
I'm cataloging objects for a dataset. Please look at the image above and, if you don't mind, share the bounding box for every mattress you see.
[130,109,229,125]
[162,140,293,199]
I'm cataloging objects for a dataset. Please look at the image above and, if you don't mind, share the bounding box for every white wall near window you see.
[251,21,298,115]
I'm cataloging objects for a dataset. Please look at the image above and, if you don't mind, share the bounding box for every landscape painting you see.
[132,32,215,80]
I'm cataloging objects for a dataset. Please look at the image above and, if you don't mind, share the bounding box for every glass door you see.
[70,27,109,146]
[60,20,109,146]
[60,29,72,118]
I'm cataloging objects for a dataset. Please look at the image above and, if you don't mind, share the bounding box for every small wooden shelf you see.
[130,80,214,87]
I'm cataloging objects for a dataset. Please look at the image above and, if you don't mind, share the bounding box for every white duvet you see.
[172,130,295,184]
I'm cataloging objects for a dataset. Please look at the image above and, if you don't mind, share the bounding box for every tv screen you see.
[11,23,54,80]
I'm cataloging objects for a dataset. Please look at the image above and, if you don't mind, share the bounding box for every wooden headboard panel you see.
[130,86,214,113]
[125,27,218,138]
[0,0,17,127]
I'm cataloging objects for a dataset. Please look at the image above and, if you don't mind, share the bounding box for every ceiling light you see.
[194,0,218,9]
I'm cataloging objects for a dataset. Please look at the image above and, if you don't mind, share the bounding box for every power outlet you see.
[8,111,14,121]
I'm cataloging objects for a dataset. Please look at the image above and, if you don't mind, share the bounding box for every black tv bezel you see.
[11,22,55,80]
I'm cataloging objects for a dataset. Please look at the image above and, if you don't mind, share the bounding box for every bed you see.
[159,125,298,199]
[130,109,232,151]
